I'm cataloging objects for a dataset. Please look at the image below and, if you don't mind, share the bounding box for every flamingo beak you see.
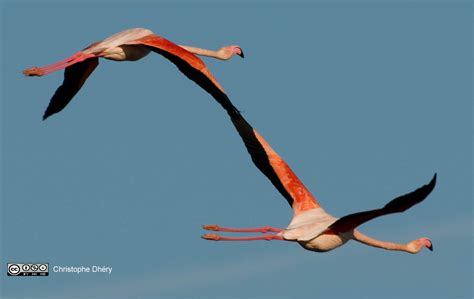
[421,238,433,252]
[237,48,244,58]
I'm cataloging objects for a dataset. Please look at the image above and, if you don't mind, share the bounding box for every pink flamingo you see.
[201,95,436,254]
[23,28,243,120]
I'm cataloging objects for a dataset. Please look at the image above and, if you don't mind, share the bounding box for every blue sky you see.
[0,1,472,299]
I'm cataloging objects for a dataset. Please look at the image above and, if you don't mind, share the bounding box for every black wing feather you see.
[43,57,99,120]
[329,173,437,232]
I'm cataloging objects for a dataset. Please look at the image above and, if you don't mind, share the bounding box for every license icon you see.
[7,263,49,277]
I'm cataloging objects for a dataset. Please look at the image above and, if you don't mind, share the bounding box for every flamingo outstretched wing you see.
[133,35,322,214]
[329,173,437,233]
[43,57,99,120]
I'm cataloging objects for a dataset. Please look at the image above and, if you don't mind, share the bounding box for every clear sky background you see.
[0,1,472,299]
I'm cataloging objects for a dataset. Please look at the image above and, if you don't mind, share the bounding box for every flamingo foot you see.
[202,224,219,231]
[202,233,221,241]
[23,67,44,76]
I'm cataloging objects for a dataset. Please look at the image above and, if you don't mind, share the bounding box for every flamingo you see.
[199,88,436,254]
[23,28,244,120]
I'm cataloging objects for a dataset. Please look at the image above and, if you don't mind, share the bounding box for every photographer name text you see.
[53,265,112,274]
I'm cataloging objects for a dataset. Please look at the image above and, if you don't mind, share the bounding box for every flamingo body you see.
[298,231,353,252]
[282,208,338,241]
[281,207,344,252]
[83,28,154,58]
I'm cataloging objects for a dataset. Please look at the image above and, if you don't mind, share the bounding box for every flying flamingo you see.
[199,90,436,254]
[23,28,243,120]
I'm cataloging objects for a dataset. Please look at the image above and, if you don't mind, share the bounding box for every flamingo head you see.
[219,45,244,60]
[407,237,433,253]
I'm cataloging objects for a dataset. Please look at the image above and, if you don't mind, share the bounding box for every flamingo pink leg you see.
[202,233,284,241]
[203,224,283,233]
[23,52,96,76]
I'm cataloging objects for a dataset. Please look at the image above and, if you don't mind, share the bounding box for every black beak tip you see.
[238,50,244,58]
[427,244,433,252]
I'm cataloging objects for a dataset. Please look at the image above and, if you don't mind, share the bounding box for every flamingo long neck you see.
[352,230,407,252]
[179,45,222,59]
